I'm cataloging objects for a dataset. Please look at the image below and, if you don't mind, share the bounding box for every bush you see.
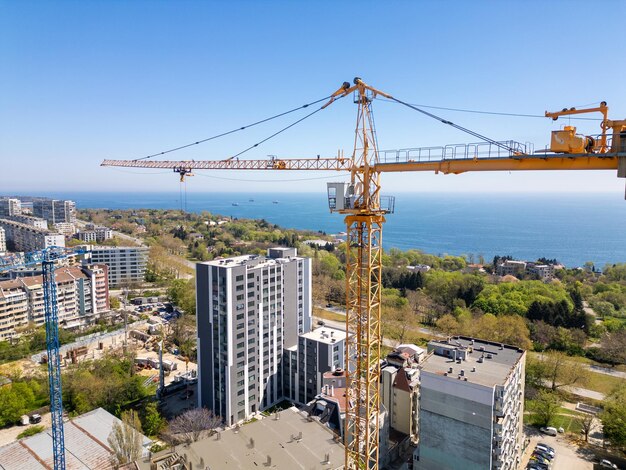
[17,425,44,439]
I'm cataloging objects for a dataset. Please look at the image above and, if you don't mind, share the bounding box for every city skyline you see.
[3,1,625,194]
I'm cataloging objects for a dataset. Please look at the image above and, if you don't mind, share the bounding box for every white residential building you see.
[32,199,76,225]
[77,226,113,243]
[496,260,527,277]
[0,198,22,217]
[88,246,149,287]
[0,264,109,339]
[415,337,526,470]
[0,227,5,254]
[0,218,65,252]
[6,215,48,230]
[196,247,312,426]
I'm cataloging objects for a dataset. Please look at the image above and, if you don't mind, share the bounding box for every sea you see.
[37,191,626,268]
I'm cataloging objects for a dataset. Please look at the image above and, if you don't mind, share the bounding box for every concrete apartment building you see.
[496,260,527,277]
[6,214,49,229]
[32,198,77,225]
[0,264,109,339]
[414,336,526,470]
[0,198,22,217]
[0,227,5,254]
[0,218,65,252]
[283,325,347,405]
[88,246,149,287]
[0,279,29,340]
[196,247,311,426]
[76,226,113,243]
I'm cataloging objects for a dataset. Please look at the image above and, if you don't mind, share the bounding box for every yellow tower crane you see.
[102,78,626,470]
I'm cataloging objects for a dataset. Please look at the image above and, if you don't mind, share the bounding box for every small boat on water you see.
[272,200,279,204]
[249,199,254,202]
[232,202,239,206]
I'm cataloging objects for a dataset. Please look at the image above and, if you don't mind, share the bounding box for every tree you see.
[577,414,596,442]
[167,407,221,444]
[436,314,459,336]
[141,402,165,436]
[542,350,590,391]
[108,410,144,468]
[599,330,626,365]
[109,296,121,310]
[533,389,561,427]
[601,384,626,449]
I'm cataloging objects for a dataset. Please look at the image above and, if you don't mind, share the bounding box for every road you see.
[539,379,606,401]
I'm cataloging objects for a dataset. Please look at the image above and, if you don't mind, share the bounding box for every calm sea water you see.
[38,191,626,267]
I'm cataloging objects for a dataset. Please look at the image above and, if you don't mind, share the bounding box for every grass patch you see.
[585,371,625,395]
[17,425,44,439]
[313,307,346,323]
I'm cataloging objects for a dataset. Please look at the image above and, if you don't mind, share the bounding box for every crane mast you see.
[341,78,388,469]
[42,257,66,470]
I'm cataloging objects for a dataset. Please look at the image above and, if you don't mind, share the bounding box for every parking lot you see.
[522,428,594,470]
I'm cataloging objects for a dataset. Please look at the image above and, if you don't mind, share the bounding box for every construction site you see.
[2,3,626,470]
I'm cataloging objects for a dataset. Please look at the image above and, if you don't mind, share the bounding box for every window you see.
[236,285,244,292]
[236,332,245,339]
[236,294,244,301]
[237,352,245,358]
[237,342,244,348]
[237,379,245,387]
[236,275,244,282]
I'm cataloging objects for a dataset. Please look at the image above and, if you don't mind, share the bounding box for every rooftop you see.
[300,326,347,344]
[420,336,525,388]
[0,408,151,470]
[137,407,344,470]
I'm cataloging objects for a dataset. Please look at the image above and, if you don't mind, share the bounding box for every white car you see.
[540,426,558,436]
[600,460,618,469]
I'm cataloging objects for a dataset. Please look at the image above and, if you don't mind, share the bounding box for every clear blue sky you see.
[2,0,625,195]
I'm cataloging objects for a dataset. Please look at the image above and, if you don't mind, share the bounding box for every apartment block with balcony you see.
[0,264,109,339]
[88,246,149,287]
[0,280,29,340]
[0,219,65,252]
[0,198,22,217]
[196,247,311,426]
[414,336,526,470]
[32,199,76,225]
[283,326,346,405]
[0,227,5,254]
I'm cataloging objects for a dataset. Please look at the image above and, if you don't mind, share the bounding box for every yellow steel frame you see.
[344,214,384,469]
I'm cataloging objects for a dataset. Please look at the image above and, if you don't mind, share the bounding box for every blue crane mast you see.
[0,246,86,470]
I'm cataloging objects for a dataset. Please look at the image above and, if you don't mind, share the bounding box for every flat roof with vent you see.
[137,407,344,470]
[420,336,525,388]
[300,326,347,344]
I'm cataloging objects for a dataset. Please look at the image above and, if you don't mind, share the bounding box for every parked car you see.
[535,445,555,458]
[533,449,553,461]
[531,453,551,465]
[600,460,618,469]
[528,460,549,470]
[540,426,558,436]
[30,414,42,424]
[317,320,325,326]
[535,442,556,457]
[537,442,555,452]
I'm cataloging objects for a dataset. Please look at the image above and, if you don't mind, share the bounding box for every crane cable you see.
[134,94,335,161]
[225,102,335,161]
[376,98,603,121]
[384,96,524,155]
